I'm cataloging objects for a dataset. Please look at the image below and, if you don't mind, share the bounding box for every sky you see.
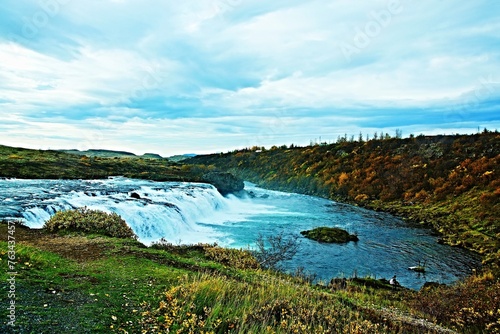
[0,0,499,156]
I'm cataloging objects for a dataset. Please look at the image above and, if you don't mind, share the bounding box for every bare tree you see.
[253,232,300,270]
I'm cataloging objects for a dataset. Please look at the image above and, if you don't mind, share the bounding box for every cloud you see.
[0,0,499,155]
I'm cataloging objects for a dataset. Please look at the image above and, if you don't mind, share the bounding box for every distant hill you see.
[141,153,164,159]
[168,154,197,162]
[0,145,186,181]
[61,149,164,159]
[0,145,240,195]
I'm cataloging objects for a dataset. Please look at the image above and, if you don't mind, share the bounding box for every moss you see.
[301,227,359,243]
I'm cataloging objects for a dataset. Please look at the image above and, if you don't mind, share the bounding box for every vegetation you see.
[301,227,359,243]
[0,145,192,181]
[1,132,499,332]
[0,145,241,194]
[6,222,499,333]
[151,238,260,270]
[43,208,137,239]
[187,131,500,273]
[253,232,301,270]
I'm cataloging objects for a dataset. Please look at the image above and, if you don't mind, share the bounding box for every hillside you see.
[61,149,164,159]
[0,145,188,181]
[187,132,500,272]
[168,154,198,162]
[1,136,499,333]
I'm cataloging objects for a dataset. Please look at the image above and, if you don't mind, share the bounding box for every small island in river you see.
[301,227,359,243]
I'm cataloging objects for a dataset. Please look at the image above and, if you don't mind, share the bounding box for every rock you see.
[130,192,141,199]
[202,172,244,195]
[301,227,359,243]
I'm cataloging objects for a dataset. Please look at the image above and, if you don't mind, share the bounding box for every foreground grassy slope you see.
[3,223,499,333]
[187,132,500,271]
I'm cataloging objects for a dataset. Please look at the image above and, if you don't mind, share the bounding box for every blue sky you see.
[0,0,499,156]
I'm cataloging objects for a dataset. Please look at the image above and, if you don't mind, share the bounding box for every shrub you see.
[355,193,369,202]
[203,245,260,270]
[44,207,136,239]
[150,239,260,270]
[254,232,300,270]
[410,272,500,333]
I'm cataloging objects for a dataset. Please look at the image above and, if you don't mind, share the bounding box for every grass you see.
[0,225,205,333]
[3,223,499,333]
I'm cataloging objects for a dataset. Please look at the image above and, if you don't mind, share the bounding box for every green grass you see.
[1,226,500,333]
[0,236,197,333]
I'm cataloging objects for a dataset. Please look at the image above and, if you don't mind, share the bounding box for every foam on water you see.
[0,178,271,245]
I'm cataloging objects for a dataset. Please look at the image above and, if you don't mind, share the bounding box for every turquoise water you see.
[210,183,481,289]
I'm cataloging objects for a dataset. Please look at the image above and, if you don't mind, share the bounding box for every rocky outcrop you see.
[202,172,244,195]
[130,192,141,199]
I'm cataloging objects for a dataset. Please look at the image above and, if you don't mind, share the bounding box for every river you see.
[0,177,480,289]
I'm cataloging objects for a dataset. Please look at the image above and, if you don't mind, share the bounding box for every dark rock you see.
[202,172,244,195]
[130,192,141,199]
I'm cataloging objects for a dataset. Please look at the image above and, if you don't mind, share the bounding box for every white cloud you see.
[0,0,499,153]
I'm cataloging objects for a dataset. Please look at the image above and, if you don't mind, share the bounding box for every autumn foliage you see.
[188,132,500,271]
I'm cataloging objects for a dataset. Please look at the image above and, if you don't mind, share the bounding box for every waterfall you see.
[0,178,252,245]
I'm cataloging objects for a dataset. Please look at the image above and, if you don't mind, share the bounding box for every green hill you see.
[61,149,138,158]
[0,145,185,181]
[60,149,164,159]
[187,132,500,272]
[0,145,243,194]
[168,154,197,162]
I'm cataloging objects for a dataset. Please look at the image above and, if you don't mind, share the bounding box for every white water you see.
[0,177,270,245]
